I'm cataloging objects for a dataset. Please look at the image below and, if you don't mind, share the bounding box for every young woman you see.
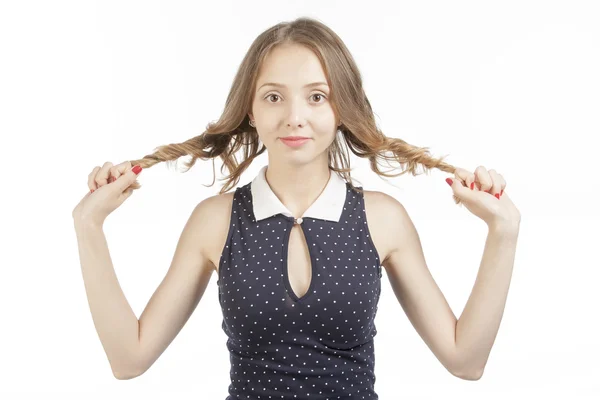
[72,17,521,399]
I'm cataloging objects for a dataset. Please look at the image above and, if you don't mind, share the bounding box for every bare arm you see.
[75,221,139,378]
[74,195,223,379]
[373,191,518,380]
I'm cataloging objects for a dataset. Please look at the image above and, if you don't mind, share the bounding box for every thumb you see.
[118,165,143,190]
[118,187,135,204]
[445,177,468,199]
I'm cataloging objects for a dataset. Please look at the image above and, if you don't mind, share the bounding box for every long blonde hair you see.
[127,17,459,202]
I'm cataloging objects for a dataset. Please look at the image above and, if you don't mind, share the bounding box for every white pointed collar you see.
[250,165,348,223]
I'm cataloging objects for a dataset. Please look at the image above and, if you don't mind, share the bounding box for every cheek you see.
[314,127,338,149]
[315,118,338,136]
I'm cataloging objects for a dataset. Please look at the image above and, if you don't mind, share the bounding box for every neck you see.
[264,158,331,219]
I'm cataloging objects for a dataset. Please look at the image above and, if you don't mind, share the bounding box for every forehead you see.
[256,44,328,87]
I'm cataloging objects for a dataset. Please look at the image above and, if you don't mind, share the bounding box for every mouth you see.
[280,136,311,147]
[280,136,310,141]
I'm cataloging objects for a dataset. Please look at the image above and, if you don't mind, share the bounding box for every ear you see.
[248,113,254,121]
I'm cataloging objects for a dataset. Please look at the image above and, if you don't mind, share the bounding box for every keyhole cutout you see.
[285,223,313,301]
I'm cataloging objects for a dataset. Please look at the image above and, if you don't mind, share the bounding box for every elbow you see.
[451,366,484,381]
[449,349,485,380]
[113,367,143,380]
[111,360,146,380]
[111,347,146,380]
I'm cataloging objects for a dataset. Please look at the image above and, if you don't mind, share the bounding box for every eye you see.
[265,93,280,103]
[311,93,327,103]
[263,93,327,103]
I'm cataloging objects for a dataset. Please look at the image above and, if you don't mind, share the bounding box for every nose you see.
[287,118,305,128]
[285,98,308,128]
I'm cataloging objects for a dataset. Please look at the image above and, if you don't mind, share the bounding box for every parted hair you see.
[126,17,459,203]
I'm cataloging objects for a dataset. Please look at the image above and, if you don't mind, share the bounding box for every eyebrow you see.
[257,82,329,91]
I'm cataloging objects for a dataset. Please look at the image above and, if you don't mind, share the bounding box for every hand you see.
[72,161,143,227]
[446,166,521,229]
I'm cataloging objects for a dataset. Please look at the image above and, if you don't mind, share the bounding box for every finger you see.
[487,169,504,196]
[95,162,114,187]
[455,167,478,191]
[116,164,143,191]
[474,166,493,192]
[498,174,506,196]
[88,166,101,191]
[447,177,470,199]
[110,161,133,183]
[497,172,506,195]
[119,187,135,203]
[453,167,472,188]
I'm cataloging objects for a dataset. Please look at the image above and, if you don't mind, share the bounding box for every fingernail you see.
[446,178,453,186]
[470,182,474,190]
[90,189,94,193]
[495,193,500,199]
[132,165,142,175]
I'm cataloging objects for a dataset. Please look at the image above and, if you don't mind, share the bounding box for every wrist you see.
[487,219,520,236]
[74,216,104,232]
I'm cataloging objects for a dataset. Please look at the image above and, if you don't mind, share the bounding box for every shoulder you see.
[191,190,236,221]
[189,190,236,269]
[362,189,407,217]
[362,189,413,265]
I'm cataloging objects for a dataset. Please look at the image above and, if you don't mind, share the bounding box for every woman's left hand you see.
[446,166,521,229]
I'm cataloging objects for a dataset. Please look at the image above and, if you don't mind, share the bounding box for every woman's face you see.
[249,43,338,163]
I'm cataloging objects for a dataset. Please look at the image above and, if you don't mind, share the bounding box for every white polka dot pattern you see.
[217,182,383,399]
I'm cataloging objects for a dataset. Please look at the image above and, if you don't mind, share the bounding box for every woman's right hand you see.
[72,161,143,227]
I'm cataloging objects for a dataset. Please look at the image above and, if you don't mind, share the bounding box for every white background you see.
[1,0,599,399]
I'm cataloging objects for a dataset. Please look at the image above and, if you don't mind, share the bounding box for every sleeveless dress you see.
[217,178,383,399]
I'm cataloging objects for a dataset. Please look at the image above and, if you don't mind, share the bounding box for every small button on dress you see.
[217,165,383,399]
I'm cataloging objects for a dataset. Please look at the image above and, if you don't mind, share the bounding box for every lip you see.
[280,136,310,140]
[280,137,311,148]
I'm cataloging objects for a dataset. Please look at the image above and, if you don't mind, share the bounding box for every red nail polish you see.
[446,178,453,186]
[495,193,500,199]
[470,182,474,190]
[132,165,142,175]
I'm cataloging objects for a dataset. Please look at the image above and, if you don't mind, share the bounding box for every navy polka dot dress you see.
[217,169,383,399]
